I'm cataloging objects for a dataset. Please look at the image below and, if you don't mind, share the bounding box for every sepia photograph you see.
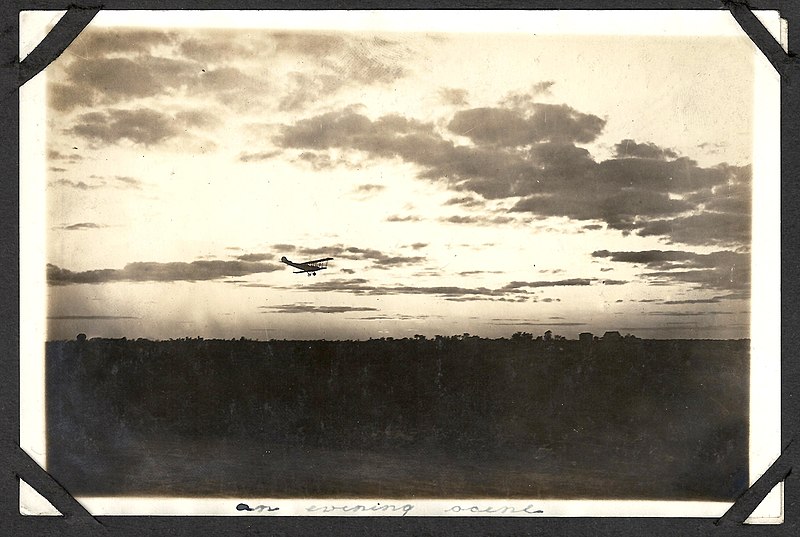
[19,10,781,517]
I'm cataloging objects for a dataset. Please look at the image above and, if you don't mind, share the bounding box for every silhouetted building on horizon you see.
[602,331,623,342]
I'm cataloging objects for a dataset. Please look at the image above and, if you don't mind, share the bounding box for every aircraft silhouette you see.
[280,256,333,276]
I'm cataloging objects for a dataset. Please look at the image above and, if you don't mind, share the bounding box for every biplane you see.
[280,256,333,276]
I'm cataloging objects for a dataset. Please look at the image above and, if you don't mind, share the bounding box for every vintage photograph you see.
[20,10,781,516]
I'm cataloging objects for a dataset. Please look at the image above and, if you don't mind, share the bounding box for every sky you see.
[40,14,763,341]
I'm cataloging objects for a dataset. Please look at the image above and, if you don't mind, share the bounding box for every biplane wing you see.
[303,258,334,266]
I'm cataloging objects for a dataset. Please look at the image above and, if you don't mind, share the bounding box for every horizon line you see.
[49,334,752,343]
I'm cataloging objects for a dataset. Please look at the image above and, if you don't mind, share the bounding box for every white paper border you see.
[19,9,782,518]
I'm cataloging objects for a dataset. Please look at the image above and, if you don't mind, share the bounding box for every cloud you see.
[178,34,256,61]
[260,303,379,314]
[697,141,727,156]
[371,256,426,267]
[277,110,437,153]
[273,244,426,269]
[592,249,745,271]
[354,184,386,194]
[614,139,679,160]
[52,29,272,113]
[503,278,595,289]
[357,314,429,321]
[500,82,556,108]
[439,87,469,106]
[407,242,428,250]
[616,324,747,333]
[47,260,283,285]
[490,321,586,326]
[688,177,751,215]
[509,159,748,246]
[272,32,348,56]
[335,36,408,84]
[633,212,750,246]
[511,182,692,223]
[271,33,409,110]
[48,149,83,161]
[50,176,145,192]
[531,81,556,94]
[48,315,139,320]
[594,157,730,194]
[50,179,100,190]
[71,28,176,56]
[444,196,484,207]
[54,28,414,123]
[195,66,262,93]
[648,310,736,316]
[236,253,273,262]
[643,268,749,292]
[295,151,333,170]
[448,104,605,146]
[279,72,346,112]
[50,82,95,111]
[58,222,106,231]
[67,108,209,146]
[592,249,749,292]
[269,277,531,302]
[277,110,571,200]
[274,101,749,247]
[113,176,143,189]
[660,297,738,304]
[296,245,368,260]
[387,215,422,222]
[239,150,280,162]
[52,54,200,111]
[440,215,515,225]
[174,110,220,129]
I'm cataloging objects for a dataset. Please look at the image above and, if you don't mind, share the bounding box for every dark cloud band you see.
[592,249,749,292]
[47,260,283,285]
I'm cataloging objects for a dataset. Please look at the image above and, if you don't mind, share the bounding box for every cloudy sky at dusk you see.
[37,12,772,341]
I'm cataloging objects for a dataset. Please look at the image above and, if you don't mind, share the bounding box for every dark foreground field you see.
[46,336,749,500]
